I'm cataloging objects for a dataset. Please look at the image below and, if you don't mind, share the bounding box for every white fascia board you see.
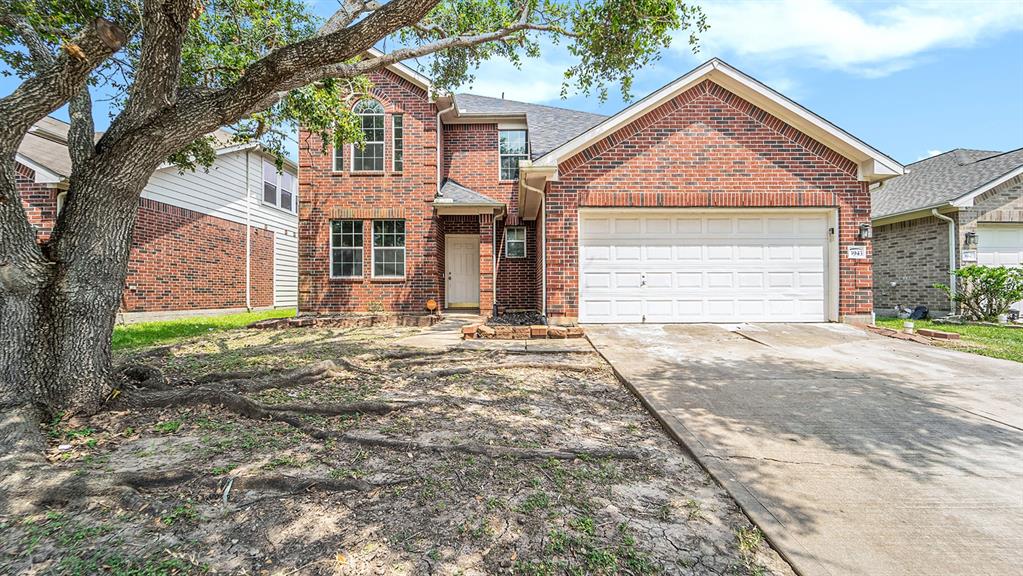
[15,153,65,183]
[364,47,432,92]
[950,165,1023,208]
[871,204,956,226]
[534,59,905,182]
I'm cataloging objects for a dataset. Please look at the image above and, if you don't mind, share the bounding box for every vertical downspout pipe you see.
[522,182,547,319]
[932,209,956,309]
[244,150,252,311]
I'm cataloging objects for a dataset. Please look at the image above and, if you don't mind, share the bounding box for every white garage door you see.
[579,210,831,323]
[978,223,1023,312]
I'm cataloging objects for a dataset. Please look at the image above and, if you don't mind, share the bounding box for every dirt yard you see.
[0,324,795,575]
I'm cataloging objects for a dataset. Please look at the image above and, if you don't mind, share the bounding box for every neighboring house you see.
[872,149,1023,316]
[299,58,903,324]
[17,117,299,321]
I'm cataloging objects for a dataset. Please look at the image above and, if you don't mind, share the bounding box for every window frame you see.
[498,129,529,181]
[332,141,344,172]
[260,160,298,214]
[329,220,364,279]
[351,99,386,173]
[371,219,406,279]
[505,226,527,259]
[391,114,404,173]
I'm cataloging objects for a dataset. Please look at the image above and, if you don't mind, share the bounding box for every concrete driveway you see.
[587,323,1023,576]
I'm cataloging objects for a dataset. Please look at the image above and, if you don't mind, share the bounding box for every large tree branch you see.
[103,0,194,147]
[0,18,126,160]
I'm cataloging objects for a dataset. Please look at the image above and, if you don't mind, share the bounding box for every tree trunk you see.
[1,166,147,423]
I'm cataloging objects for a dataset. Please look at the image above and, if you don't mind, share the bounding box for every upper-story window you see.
[352,99,385,172]
[499,129,529,180]
[262,160,297,212]
[392,114,404,172]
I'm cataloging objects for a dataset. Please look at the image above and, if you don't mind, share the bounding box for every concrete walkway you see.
[587,323,1023,576]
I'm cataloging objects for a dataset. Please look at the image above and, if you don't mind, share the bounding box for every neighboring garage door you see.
[977,223,1023,312]
[579,210,831,323]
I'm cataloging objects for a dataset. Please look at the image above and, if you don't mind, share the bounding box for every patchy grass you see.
[112,308,295,350]
[875,318,1023,363]
[2,324,794,576]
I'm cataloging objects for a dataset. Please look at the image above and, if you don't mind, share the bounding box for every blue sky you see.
[5,0,1022,165]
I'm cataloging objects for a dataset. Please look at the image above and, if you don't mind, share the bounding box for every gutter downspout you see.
[436,100,455,194]
[244,150,252,311]
[493,212,505,317]
[932,209,956,309]
[522,181,547,319]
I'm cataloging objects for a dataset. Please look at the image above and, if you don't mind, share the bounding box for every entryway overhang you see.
[433,178,506,217]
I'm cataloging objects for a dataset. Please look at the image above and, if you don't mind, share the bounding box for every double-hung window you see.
[372,220,405,278]
[333,141,344,171]
[392,114,404,172]
[352,99,385,172]
[505,227,526,258]
[261,161,297,212]
[331,220,363,278]
[499,129,529,180]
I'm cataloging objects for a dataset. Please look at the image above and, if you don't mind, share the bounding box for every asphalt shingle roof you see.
[871,148,1023,219]
[435,178,502,205]
[453,93,607,159]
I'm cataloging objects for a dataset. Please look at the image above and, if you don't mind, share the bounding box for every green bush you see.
[936,265,1023,321]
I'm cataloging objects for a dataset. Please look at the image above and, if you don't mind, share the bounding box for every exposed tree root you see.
[413,362,598,380]
[332,432,647,461]
[263,399,430,416]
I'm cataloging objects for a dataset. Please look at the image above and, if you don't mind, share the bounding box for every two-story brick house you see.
[298,58,903,324]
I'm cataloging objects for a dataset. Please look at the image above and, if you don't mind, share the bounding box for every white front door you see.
[578,209,832,323]
[446,234,480,308]
[977,223,1023,313]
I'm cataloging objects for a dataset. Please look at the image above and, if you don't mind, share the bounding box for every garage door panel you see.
[977,224,1023,312]
[579,211,830,323]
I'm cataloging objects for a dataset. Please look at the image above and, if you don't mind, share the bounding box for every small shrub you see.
[936,265,1023,320]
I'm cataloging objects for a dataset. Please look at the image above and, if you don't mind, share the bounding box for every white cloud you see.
[456,53,569,103]
[680,0,1023,76]
[917,149,944,160]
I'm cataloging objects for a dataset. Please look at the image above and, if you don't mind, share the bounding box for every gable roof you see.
[871,148,1023,220]
[529,58,903,182]
[450,93,607,159]
[435,178,502,206]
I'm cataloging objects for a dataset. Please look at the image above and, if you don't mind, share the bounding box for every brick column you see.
[479,213,494,316]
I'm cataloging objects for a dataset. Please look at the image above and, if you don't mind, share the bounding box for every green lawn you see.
[113,308,295,351]
[875,317,1023,364]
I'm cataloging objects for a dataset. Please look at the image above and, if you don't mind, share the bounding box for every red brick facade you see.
[17,164,276,313]
[298,69,442,313]
[123,198,274,312]
[299,71,878,322]
[545,80,872,321]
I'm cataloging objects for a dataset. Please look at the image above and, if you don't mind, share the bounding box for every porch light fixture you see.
[964,231,978,249]
[858,223,872,240]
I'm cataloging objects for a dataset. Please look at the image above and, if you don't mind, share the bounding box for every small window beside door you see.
[505,227,526,258]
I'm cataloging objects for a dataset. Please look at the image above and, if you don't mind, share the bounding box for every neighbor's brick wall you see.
[545,79,873,321]
[16,162,276,313]
[873,216,951,313]
[16,162,61,241]
[123,198,274,312]
[298,69,440,313]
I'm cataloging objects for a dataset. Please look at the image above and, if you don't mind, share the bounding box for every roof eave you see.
[871,203,957,226]
[363,47,432,93]
[15,153,66,183]
[949,164,1023,208]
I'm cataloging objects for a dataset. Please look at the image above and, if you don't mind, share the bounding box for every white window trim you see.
[329,220,364,279]
[499,129,529,181]
[505,226,527,258]
[261,161,298,214]
[392,114,403,173]
[371,220,406,279]
[56,191,67,215]
[351,100,386,173]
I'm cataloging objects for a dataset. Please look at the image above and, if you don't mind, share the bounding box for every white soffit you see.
[533,59,904,182]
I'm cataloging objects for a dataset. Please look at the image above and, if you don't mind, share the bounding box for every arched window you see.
[352,99,385,172]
